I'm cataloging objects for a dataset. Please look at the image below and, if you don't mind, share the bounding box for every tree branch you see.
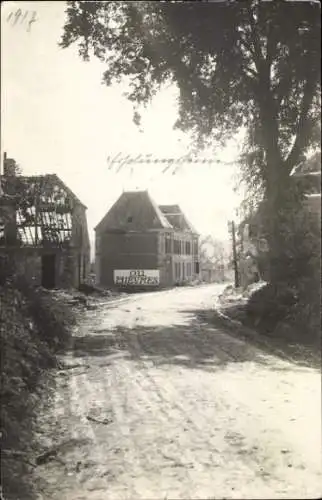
[284,73,318,172]
[273,71,293,108]
[247,6,264,74]
[242,65,258,80]
[128,2,212,104]
[239,36,256,60]
[265,19,278,67]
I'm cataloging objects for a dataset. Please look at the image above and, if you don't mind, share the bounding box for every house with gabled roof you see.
[95,190,199,288]
[0,153,90,288]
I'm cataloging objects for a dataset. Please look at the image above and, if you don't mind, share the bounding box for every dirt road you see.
[33,284,321,499]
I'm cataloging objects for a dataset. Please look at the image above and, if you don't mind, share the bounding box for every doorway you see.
[41,254,56,289]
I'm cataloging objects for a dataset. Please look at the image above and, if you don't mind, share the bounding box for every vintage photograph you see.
[1,1,321,499]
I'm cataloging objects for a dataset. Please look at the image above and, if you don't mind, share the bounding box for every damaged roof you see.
[1,173,86,208]
[0,173,86,246]
[159,205,198,234]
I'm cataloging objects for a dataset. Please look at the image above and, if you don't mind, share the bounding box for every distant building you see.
[95,191,199,289]
[0,154,90,289]
[200,259,224,283]
[200,258,228,283]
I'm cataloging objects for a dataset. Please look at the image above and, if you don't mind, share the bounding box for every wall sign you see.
[114,269,160,286]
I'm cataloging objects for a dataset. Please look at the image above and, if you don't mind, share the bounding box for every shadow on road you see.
[193,308,321,370]
[68,309,318,372]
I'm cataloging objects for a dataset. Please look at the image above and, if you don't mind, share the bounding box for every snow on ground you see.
[33,283,321,500]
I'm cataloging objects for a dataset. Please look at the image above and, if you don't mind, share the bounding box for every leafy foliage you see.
[60,1,321,283]
[246,200,320,340]
[61,1,320,159]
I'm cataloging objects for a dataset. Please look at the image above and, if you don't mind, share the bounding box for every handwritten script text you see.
[7,9,37,31]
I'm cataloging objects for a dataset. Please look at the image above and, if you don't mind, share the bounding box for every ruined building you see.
[0,154,90,289]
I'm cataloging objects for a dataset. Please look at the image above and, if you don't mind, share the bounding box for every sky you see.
[1,1,245,257]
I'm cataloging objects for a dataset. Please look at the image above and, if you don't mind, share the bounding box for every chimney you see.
[3,155,17,177]
[1,152,18,245]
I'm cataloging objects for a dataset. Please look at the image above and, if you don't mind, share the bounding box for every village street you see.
[33,284,321,500]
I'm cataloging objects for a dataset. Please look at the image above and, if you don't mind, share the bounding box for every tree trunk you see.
[265,154,301,285]
[266,170,285,285]
[257,81,290,285]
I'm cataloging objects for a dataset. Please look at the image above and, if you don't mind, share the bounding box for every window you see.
[159,233,165,253]
[195,261,200,274]
[83,256,87,280]
[165,234,172,254]
[174,239,180,255]
[127,216,133,223]
[249,224,256,238]
[187,263,191,277]
[185,241,191,255]
[78,225,83,245]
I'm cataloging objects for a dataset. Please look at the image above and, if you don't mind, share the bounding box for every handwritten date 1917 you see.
[7,9,37,31]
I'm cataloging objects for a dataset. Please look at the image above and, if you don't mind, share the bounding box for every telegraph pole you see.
[228,220,239,288]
